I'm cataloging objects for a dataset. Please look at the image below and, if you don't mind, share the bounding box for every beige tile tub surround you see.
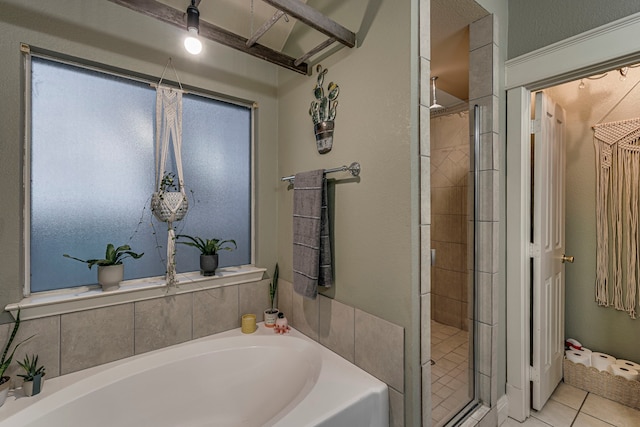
[0,315,60,380]
[278,279,404,427]
[0,276,403,426]
[134,293,192,354]
[193,285,240,339]
[355,309,405,392]
[61,304,134,375]
[238,278,270,323]
[0,280,266,381]
[318,297,355,363]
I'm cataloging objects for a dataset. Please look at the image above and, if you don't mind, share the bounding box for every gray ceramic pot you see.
[200,254,219,276]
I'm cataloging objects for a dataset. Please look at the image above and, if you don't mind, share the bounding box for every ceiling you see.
[131,0,487,92]
[128,0,367,74]
[157,0,303,52]
[546,64,640,126]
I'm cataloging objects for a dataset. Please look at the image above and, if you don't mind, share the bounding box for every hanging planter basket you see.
[151,191,189,223]
[152,61,189,286]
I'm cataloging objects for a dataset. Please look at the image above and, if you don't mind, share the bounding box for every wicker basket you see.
[151,191,188,222]
[564,358,640,409]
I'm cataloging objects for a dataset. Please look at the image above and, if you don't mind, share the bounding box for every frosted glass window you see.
[30,57,251,293]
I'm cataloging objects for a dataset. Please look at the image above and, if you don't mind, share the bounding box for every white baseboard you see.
[497,394,509,426]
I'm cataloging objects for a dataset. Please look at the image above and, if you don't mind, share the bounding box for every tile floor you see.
[431,320,473,426]
[504,382,640,426]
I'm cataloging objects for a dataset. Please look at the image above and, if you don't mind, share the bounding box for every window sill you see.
[6,265,266,321]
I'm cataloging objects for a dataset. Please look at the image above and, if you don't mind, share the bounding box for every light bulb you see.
[184,29,202,55]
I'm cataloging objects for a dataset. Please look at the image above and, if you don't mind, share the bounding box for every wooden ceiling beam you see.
[108,0,309,74]
[262,0,356,48]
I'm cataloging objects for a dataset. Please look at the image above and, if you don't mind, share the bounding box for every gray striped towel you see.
[293,169,333,299]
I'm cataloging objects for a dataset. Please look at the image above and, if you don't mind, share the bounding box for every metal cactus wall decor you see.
[309,64,339,154]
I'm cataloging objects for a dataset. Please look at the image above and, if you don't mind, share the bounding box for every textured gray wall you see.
[508,0,640,59]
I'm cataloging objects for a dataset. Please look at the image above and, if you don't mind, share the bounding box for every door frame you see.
[505,11,640,422]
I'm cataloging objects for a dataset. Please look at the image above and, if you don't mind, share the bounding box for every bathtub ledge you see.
[5,265,266,321]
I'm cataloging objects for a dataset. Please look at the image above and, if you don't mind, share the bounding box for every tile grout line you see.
[570,390,589,426]
[573,392,619,427]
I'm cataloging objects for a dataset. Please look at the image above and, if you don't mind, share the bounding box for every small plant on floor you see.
[17,354,45,382]
[63,243,144,269]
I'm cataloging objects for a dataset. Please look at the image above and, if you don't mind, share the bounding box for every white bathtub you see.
[0,324,388,427]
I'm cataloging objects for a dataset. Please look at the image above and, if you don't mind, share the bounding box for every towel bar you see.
[281,162,361,184]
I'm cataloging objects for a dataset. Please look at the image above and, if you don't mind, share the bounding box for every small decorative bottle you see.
[274,312,290,334]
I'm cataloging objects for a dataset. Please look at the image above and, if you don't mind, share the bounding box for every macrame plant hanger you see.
[593,78,640,318]
[151,58,188,287]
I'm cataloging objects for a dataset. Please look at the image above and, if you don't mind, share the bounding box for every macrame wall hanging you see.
[594,117,640,318]
[151,59,188,287]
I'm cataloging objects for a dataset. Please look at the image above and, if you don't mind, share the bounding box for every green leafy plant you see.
[267,263,279,313]
[159,172,179,192]
[176,235,237,256]
[63,243,144,269]
[17,354,45,382]
[309,64,339,125]
[0,310,34,383]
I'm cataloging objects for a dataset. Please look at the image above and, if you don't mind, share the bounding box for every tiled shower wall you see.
[0,279,405,426]
[431,111,470,331]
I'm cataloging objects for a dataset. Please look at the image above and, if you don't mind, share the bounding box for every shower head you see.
[429,76,444,110]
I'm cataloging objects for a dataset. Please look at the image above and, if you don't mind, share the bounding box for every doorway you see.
[505,14,640,422]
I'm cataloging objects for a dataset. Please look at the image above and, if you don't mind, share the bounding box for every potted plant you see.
[308,64,339,154]
[64,243,144,291]
[0,309,34,407]
[17,354,45,397]
[264,263,279,328]
[176,235,236,276]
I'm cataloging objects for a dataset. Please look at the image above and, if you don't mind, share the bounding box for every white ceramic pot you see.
[264,309,279,328]
[0,377,11,407]
[98,264,124,292]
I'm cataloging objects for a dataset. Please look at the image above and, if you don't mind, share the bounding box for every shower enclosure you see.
[429,106,479,427]
[425,0,496,425]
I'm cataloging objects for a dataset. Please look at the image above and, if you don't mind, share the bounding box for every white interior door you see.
[531,91,566,410]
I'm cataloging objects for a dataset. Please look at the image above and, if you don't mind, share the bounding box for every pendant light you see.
[430,76,444,110]
[184,0,202,55]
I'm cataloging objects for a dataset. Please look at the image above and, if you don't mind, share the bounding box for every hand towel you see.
[293,170,333,299]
